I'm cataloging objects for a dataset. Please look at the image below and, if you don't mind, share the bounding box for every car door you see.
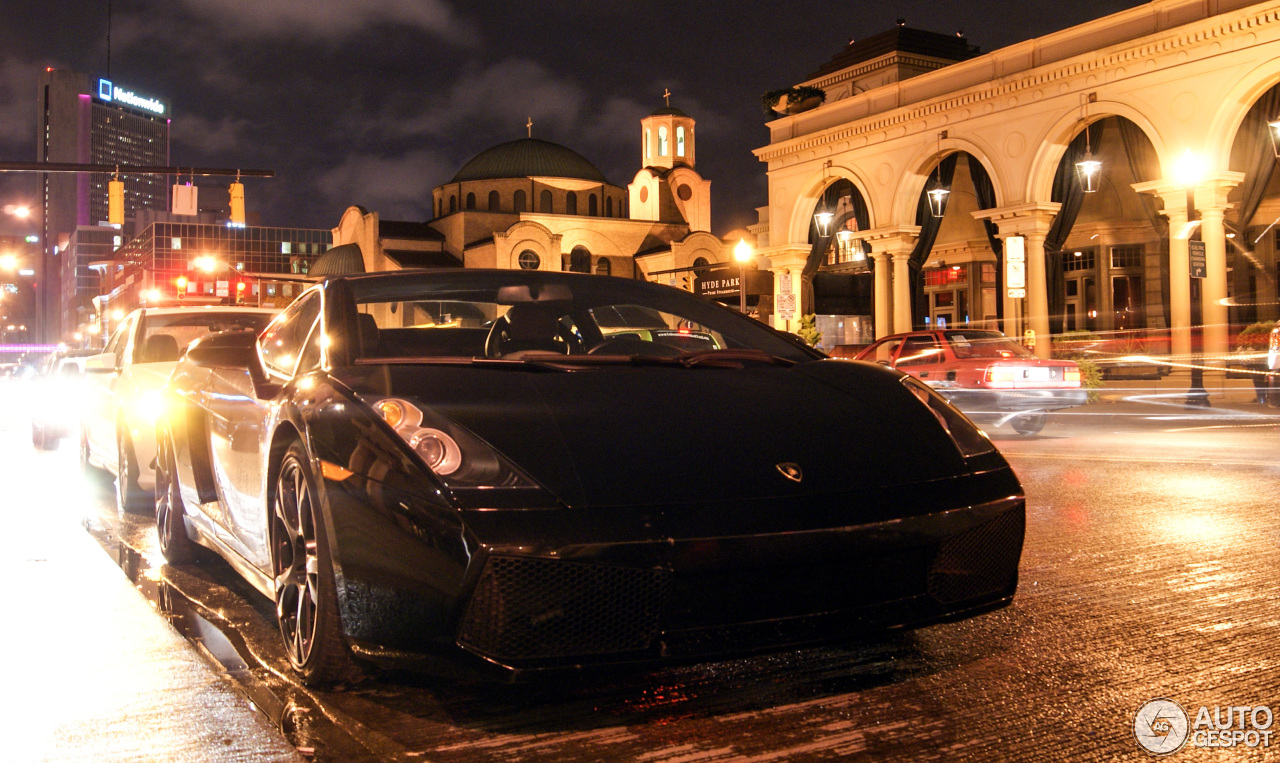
[203,291,321,569]
[85,312,139,472]
[894,333,946,382]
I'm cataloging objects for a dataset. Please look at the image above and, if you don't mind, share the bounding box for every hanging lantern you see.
[1076,125,1101,193]
[813,210,834,237]
[836,228,853,261]
[927,183,949,218]
[1076,150,1102,193]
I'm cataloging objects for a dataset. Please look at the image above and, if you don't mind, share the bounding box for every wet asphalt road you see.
[11,391,1280,761]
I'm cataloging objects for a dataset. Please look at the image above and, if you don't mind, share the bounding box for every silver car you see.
[81,306,278,512]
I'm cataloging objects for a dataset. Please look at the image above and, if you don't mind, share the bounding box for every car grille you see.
[927,508,1024,605]
[458,556,671,661]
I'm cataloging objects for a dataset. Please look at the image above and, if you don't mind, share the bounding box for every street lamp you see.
[734,238,753,314]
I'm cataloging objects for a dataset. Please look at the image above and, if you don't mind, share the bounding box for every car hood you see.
[347,360,970,509]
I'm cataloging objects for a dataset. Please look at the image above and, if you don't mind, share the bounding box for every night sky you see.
[0,0,1146,241]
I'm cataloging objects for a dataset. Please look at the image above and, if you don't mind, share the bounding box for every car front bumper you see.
[327,469,1026,680]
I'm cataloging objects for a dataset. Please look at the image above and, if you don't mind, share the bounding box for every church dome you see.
[450,138,608,183]
[309,243,365,276]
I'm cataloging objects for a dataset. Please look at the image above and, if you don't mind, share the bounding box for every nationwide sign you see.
[97,78,166,116]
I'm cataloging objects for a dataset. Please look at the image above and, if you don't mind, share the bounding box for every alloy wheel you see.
[273,455,320,670]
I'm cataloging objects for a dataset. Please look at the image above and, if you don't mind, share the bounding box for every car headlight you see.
[900,376,995,458]
[365,395,535,488]
[132,388,167,425]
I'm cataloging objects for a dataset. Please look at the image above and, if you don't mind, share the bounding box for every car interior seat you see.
[357,313,380,355]
[495,304,568,355]
[140,333,181,363]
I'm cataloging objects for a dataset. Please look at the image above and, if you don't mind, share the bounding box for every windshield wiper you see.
[676,349,796,368]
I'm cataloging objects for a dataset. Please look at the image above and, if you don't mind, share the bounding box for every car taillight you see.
[985,366,1017,384]
[1064,368,1081,384]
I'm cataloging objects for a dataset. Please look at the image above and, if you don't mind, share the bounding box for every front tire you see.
[1011,412,1047,435]
[271,441,361,686]
[155,434,199,564]
[116,427,149,514]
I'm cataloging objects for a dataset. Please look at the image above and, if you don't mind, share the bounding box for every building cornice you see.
[755,1,1280,165]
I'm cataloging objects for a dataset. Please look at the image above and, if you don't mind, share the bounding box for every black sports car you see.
[156,269,1025,685]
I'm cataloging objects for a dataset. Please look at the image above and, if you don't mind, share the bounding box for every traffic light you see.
[175,275,188,301]
[229,181,245,226]
[108,177,124,226]
[235,280,246,304]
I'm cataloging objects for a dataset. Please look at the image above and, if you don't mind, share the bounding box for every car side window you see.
[897,335,943,368]
[865,338,903,364]
[104,314,136,366]
[259,291,321,378]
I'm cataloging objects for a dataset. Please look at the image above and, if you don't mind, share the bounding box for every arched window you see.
[606,197,613,217]
[437,199,443,217]
[518,250,540,270]
[658,126,668,156]
[488,190,499,211]
[514,190,526,213]
[449,196,457,213]
[566,192,577,215]
[539,190,553,213]
[677,126,686,157]
[595,257,611,276]
[465,192,476,210]
[644,128,651,159]
[588,194,598,216]
[570,246,591,273]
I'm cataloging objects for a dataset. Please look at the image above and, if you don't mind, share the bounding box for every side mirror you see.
[186,330,282,400]
[84,352,118,374]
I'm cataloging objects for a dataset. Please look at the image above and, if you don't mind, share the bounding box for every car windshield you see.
[343,271,818,364]
[944,330,1035,359]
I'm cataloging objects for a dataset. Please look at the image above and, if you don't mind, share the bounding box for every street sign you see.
[779,273,792,295]
[777,292,796,320]
[1189,240,1206,279]
[215,280,229,297]
[1005,235,1026,291]
[1008,287,1026,299]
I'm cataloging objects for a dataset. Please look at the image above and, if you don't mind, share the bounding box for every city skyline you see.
[0,0,1145,240]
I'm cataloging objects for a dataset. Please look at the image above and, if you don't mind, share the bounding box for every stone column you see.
[1195,174,1243,364]
[872,253,892,339]
[861,227,919,339]
[1024,231,1051,359]
[893,252,913,333]
[1135,181,1192,364]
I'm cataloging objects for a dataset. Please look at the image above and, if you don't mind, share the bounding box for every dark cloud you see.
[0,0,1149,239]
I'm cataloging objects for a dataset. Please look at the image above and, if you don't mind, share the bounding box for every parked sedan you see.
[81,306,278,512]
[156,269,1025,686]
[853,329,1087,435]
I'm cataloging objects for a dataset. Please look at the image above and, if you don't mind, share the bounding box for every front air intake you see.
[458,556,671,661]
[927,509,1024,605]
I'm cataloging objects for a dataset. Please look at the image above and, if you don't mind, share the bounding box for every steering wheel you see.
[483,315,511,358]
[588,336,685,357]
[484,314,584,357]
